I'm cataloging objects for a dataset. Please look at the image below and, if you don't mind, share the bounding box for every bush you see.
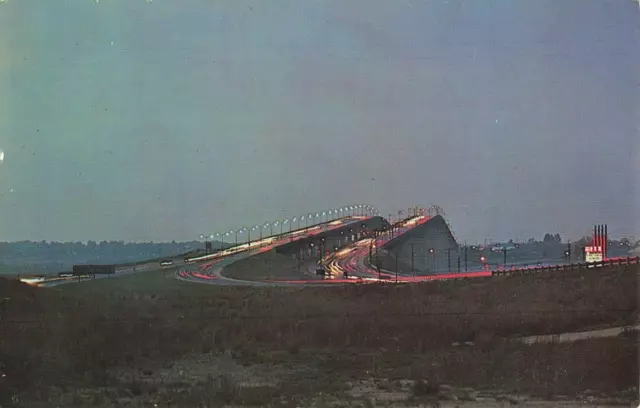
[412,379,439,396]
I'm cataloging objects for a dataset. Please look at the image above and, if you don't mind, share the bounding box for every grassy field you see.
[0,262,637,407]
[223,249,321,281]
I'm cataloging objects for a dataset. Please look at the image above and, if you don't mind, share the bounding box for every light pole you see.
[283,219,289,233]
[233,229,240,247]
[411,243,415,279]
[328,210,333,221]
[273,221,279,236]
[293,217,298,230]
[301,215,305,228]
[322,211,326,223]
[464,245,468,271]
[395,248,399,283]
[250,226,258,245]
[215,232,224,251]
[429,248,435,273]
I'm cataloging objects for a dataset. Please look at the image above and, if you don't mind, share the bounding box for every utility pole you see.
[503,247,507,266]
[395,251,399,283]
[567,241,571,262]
[457,255,461,272]
[464,246,468,271]
[411,243,415,278]
[447,248,451,272]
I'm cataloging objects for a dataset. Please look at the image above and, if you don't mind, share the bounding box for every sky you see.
[0,0,638,243]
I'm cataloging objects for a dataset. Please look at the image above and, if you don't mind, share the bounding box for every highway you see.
[177,216,375,286]
[22,216,371,288]
[23,211,638,289]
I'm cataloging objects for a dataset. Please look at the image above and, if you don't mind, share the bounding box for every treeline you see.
[0,240,222,274]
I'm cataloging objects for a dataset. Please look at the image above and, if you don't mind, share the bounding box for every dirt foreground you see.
[0,262,637,407]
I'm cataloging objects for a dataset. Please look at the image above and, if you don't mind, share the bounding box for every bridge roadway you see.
[33,214,634,288]
[180,214,494,286]
[175,216,382,286]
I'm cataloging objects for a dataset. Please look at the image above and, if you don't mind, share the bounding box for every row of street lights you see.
[200,205,380,251]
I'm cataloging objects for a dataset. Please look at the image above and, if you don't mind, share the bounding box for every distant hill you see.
[0,240,227,276]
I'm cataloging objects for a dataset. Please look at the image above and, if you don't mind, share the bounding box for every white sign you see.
[586,252,603,263]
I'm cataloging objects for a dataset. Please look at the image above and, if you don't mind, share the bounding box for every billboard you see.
[72,264,116,275]
[585,246,603,263]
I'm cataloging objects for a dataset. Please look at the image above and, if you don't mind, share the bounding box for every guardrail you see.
[491,257,639,276]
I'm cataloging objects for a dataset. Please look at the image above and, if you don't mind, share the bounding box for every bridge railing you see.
[491,257,639,277]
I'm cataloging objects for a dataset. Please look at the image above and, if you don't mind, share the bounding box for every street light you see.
[215,232,226,250]
[272,221,278,236]
[250,225,258,245]
[283,219,289,233]
[429,248,435,273]
[328,209,333,220]
[293,217,298,230]
[322,211,326,223]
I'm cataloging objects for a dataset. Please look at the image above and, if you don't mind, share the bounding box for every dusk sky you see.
[0,0,638,243]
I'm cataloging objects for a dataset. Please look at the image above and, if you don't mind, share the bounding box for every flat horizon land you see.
[0,262,637,407]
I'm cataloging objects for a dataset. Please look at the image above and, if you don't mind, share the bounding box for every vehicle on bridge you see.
[160,260,174,267]
[490,243,519,252]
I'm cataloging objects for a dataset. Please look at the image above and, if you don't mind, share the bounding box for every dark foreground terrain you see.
[0,262,637,407]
